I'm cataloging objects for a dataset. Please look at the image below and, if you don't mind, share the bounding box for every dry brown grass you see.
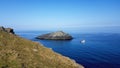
[0,31,84,68]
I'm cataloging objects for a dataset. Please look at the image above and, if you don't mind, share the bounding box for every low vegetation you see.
[0,31,83,68]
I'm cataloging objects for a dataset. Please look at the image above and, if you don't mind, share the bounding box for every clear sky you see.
[0,0,120,33]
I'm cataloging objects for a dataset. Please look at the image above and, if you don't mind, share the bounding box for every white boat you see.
[80,40,85,43]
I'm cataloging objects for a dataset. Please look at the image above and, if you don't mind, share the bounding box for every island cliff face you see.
[0,27,84,68]
[36,31,73,40]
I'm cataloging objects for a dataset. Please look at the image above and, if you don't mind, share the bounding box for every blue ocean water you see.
[16,31,120,68]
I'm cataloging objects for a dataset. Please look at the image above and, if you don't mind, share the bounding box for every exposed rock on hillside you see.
[36,31,73,40]
[0,26,14,34]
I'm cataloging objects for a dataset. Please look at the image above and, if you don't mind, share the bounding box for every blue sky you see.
[0,0,120,33]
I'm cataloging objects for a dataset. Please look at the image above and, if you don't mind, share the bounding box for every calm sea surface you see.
[16,31,120,68]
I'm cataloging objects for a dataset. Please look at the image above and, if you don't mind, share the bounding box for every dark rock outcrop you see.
[0,26,5,31]
[0,26,15,34]
[36,31,73,40]
[5,28,14,34]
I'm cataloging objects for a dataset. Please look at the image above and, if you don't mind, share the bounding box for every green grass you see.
[0,31,84,68]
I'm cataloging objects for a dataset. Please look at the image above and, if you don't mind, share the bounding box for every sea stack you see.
[36,31,73,40]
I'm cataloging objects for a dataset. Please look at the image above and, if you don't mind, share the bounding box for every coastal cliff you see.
[0,27,83,68]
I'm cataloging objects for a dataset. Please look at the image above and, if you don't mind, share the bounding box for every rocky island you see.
[36,31,73,40]
[0,26,83,68]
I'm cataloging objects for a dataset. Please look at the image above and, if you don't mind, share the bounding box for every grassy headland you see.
[0,30,84,68]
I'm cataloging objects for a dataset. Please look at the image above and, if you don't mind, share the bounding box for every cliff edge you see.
[0,27,83,68]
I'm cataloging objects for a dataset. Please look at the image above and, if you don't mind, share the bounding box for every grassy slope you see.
[0,31,84,68]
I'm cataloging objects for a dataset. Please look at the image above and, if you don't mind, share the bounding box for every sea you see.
[16,31,120,68]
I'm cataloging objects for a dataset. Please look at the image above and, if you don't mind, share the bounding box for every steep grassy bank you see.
[0,31,84,68]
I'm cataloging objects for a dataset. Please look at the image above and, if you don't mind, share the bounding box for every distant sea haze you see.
[16,31,120,68]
